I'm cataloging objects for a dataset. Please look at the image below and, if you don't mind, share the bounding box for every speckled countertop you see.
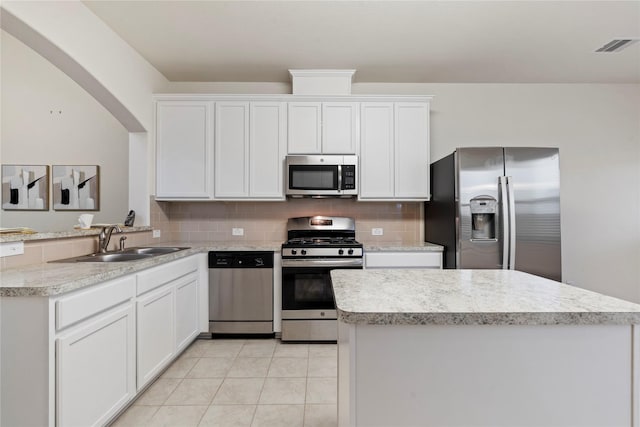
[0,226,153,243]
[0,241,282,297]
[331,269,640,325]
[364,242,443,252]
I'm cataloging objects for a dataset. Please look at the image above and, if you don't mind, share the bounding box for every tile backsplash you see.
[156,198,423,244]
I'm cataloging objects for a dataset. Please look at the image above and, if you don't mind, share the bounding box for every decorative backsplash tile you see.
[159,199,422,244]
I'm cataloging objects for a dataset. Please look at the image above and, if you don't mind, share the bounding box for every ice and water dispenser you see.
[470,196,497,240]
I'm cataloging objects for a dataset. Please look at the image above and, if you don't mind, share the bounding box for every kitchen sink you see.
[122,246,189,255]
[51,246,189,263]
[74,252,153,262]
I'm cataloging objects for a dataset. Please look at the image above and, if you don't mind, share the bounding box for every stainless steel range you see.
[281,216,363,342]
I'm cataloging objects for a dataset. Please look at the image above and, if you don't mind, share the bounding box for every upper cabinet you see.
[156,101,214,200]
[214,101,286,199]
[249,102,287,198]
[359,102,430,201]
[288,102,358,154]
[154,95,430,202]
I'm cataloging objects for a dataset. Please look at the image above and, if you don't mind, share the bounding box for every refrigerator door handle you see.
[506,176,517,270]
[499,176,509,269]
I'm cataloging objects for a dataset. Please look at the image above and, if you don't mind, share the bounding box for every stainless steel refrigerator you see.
[425,147,561,281]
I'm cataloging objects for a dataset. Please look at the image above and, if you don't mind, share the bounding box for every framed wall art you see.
[1,165,50,211]
[52,165,100,211]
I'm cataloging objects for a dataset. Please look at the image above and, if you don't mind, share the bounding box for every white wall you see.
[0,31,130,231]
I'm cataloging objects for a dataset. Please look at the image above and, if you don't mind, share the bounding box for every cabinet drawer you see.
[365,252,442,269]
[137,256,199,296]
[56,275,135,331]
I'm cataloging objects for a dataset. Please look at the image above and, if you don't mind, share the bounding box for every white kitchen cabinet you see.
[288,102,358,154]
[365,251,442,269]
[214,101,286,199]
[156,101,214,200]
[175,273,200,352]
[250,102,287,198]
[56,304,135,427]
[0,254,205,427]
[214,101,250,198]
[395,103,430,198]
[136,284,175,389]
[136,256,200,390]
[359,103,395,198]
[359,102,430,200]
[322,102,358,154]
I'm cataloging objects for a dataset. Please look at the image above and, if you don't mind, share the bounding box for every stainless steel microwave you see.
[285,155,357,197]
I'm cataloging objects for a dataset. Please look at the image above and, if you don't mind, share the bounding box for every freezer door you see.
[504,147,561,281]
[456,147,505,269]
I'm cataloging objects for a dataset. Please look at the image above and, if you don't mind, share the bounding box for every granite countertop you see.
[0,241,282,297]
[331,269,640,326]
[364,242,443,252]
[0,226,153,243]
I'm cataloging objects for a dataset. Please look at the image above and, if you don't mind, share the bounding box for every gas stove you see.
[281,216,363,342]
[282,216,363,259]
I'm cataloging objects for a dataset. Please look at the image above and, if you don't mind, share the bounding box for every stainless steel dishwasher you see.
[208,251,274,335]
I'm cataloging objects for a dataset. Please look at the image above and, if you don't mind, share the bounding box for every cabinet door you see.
[359,103,394,199]
[250,102,286,198]
[322,102,358,154]
[175,273,200,352]
[288,102,322,154]
[57,304,135,427]
[156,101,213,199]
[137,285,175,390]
[215,102,250,198]
[395,102,430,199]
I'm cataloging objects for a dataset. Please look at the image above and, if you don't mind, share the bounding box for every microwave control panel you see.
[342,165,356,190]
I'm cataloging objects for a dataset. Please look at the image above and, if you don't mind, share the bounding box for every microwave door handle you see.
[337,165,343,191]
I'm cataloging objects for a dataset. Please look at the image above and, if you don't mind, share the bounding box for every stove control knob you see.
[291,249,297,255]
[301,249,307,255]
[348,249,354,255]
[338,249,344,255]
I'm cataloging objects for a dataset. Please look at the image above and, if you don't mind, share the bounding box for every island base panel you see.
[338,322,636,427]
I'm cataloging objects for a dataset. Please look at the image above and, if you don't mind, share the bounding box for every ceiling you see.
[82,1,640,84]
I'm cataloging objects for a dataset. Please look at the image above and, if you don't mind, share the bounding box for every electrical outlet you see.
[232,228,244,236]
[371,228,384,236]
[152,230,161,238]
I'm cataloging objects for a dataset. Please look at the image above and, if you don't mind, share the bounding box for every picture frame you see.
[52,165,100,211]
[1,165,50,211]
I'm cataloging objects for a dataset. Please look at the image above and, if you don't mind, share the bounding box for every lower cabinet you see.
[56,304,136,427]
[175,274,199,351]
[137,265,200,390]
[365,251,443,269]
[0,254,204,427]
[136,256,201,390]
[137,285,176,389]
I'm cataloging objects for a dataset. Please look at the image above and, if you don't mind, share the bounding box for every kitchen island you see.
[331,269,640,427]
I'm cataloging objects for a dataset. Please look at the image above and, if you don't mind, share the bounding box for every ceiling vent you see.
[595,38,639,52]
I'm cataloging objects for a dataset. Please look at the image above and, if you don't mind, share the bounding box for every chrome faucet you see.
[98,225,122,253]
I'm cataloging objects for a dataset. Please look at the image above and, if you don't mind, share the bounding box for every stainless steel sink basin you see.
[51,246,190,263]
[122,246,189,255]
[74,253,154,262]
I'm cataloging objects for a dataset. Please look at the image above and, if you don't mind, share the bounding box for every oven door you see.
[282,266,337,311]
[281,259,362,342]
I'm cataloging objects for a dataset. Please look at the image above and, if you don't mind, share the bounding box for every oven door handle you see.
[281,258,363,268]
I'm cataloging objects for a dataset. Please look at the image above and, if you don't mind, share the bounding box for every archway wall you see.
[1,1,168,132]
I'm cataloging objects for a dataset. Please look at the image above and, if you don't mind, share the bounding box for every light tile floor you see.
[110,339,338,427]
